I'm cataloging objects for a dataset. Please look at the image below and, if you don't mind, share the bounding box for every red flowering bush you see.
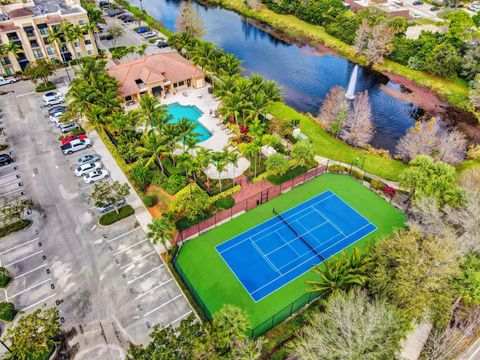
[381,186,396,197]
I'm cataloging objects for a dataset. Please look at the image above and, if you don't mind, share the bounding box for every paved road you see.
[0,83,192,358]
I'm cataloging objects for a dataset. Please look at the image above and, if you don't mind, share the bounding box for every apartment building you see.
[0,0,98,75]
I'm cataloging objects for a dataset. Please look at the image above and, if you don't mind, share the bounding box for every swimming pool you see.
[166,103,212,142]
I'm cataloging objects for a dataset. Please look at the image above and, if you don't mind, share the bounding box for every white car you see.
[49,111,64,126]
[412,13,422,18]
[74,161,102,176]
[469,4,480,11]
[0,76,17,86]
[59,123,79,133]
[76,154,101,166]
[61,138,92,155]
[83,169,110,184]
[43,92,64,107]
[143,32,157,39]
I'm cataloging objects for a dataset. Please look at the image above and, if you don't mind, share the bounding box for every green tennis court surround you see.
[175,174,405,336]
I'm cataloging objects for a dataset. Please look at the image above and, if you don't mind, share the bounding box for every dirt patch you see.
[144,185,174,219]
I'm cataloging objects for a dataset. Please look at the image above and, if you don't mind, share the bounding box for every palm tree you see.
[177,117,198,151]
[211,151,228,192]
[212,305,249,351]
[62,23,84,67]
[228,150,240,180]
[83,22,100,53]
[218,53,243,77]
[306,248,371,298]
[136,131,169,169]
[0,44,8,76]
[138,95,171,133]
[248,92,269,123]
[162,124,182,165]
[47,25,68,64]
[219,93,244,132]
[136,43,148,58]
[106,24,124,49]
[212,75,239,99]
[196,147,212,170]
[147,217,175,255]
[1,41,24,74]
[191,41,217,87]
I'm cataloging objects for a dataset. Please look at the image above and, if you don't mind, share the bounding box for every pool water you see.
[167,103,212,142]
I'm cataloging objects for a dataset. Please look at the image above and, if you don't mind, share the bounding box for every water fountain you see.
[345,65,358,100]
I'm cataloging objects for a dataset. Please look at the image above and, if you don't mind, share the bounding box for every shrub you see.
[143,195,157,207]
[467,145,480,160]
[0,267,11,288]
[0,302,16,321]
[381,186,396,197]
[370,179,387,190]
[35,81,56,92]
[214,195,235,210]
[71,128,86,136]
[129,164,153,190]
[162,175,187,195]
[172,184,211,220]
[0,219,31,238]
[99,205,134,226]
[175,212,211,231]
[151,171,167,186]
[328,164,349,173]
[267,166,307,185]
[161,158,185,176]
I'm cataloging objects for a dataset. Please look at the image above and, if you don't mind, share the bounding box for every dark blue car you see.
[136,27,148,34]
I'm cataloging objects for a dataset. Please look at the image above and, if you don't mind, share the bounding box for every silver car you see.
[76,154,101,166]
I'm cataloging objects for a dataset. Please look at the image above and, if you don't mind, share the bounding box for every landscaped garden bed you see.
[0,267,11,288]
[0,301,17,322]
[99,205,134,226]
[0,219,32,238]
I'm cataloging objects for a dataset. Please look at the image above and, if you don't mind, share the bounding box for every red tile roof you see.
[107,52,204,97]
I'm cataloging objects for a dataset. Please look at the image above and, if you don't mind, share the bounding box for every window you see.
[39,27,48,36]
[79,20,86,25]
[76,52,82,58]
[0,57,10,66]
[74,41,79,47]
[85,39,91,45]
[87,50,93,55]
[33,49,43,58]
[30,40,39,48]
[46,47,55,55]
[5,67,14,75]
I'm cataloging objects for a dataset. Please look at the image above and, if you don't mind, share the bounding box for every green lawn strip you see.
[0,219,31,239]
[99,205,134,226]
[456,158,480,174]
[268,102,407,180]
[176,174,405,331]
[211,0,470,110]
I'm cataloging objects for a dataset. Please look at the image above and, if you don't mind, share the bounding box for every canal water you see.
[131,0,420,151]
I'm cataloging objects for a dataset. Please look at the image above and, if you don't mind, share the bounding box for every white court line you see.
[5,250,43,267]
[21,293,56,311]
[8,277,52,299]
[143,294,183,317]
[106,227,141,243]
[127,265,164,284]
[163,310,193,328]
[15,91,35,98]
[313,207,345,236]
[15,264,47,279]
[1,188,23,197]
[135,278,173,300]
[0,238,39,255]
[113,238,148,256]
[119,251,156,270]
[251,240,280,274]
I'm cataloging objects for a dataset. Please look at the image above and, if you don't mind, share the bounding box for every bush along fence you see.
[173,161,409,243]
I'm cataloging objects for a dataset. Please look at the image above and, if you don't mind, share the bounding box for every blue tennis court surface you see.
[216,190,377,302]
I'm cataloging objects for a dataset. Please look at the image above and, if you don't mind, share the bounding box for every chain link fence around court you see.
[172,160,410,337]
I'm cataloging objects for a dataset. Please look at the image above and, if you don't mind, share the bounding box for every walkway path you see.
[232,175,271,203]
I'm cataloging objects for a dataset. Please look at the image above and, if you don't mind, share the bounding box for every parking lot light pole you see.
[0,339,13,356]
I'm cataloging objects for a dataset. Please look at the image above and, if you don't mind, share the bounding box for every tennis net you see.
[272,208,325,261]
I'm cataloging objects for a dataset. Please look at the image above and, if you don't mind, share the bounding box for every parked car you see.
[107,8,123,17]
[469,4,480,11]
[97,24,106,33]
[412,13,422,18]
[155,39,169,48]
[122,17,132,23]
[76,153,101,166]
[142,32,157,39]
[49,111,64,126]
[99,0,110,7]
[117,13,130,20]
[59,123,79,133]
[61,134,87,145]
[136,27,149,34]
[48,105,67,116]
[43,92,64,107]
[0,76,17,86]
[61,138,92,155]
[83,169,110,184]
[430,6,439,10]
[96,198,126,213]
[0,153,14,167]
[74,161,102,176]
[413,1,423,5]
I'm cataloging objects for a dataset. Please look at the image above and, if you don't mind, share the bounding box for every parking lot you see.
[0,84,191,357]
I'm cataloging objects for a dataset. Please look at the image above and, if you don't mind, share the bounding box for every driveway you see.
[0,84,192,358]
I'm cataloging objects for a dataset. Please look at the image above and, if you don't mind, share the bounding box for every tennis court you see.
[216,190,377,302]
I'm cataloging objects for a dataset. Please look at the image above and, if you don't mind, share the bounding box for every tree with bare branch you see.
[437,129,467,164]
[317,85,347,137]
[340,91,374,147]
[354,20,394,65]
[396,119,441,162]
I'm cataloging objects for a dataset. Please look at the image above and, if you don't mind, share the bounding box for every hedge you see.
[0,219,31,238]
[143,195,157,207]
[214,195,235,210]
[35,81,56,92]
[99,205,134,226]
[0,302,17,322]
[0,267,11,288]
[267,166,307,185]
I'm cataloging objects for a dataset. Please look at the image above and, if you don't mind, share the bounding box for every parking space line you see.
[15,91,35,98]
[127,265,164,284]
[0,179,21,188]
[5,250,43,267]
[113,238,148,255]
[164,311,193,328]
[135,278,174,300]
[0,172,19,180]
[80,184,93,191]
[0,238,39,255]
[1,188,23,197]
[21,293,56,311]
[119,251,156,270]
[143,294,183,317]
[106,228,141,243]
[15,264,47,279]
[8,277,52,299]
[2,196,26,206]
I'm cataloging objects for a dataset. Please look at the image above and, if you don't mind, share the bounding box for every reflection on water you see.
[132,0,420,151]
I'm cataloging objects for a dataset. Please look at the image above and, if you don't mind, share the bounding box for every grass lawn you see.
[268,102,407,180]
[175,174,405,335]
